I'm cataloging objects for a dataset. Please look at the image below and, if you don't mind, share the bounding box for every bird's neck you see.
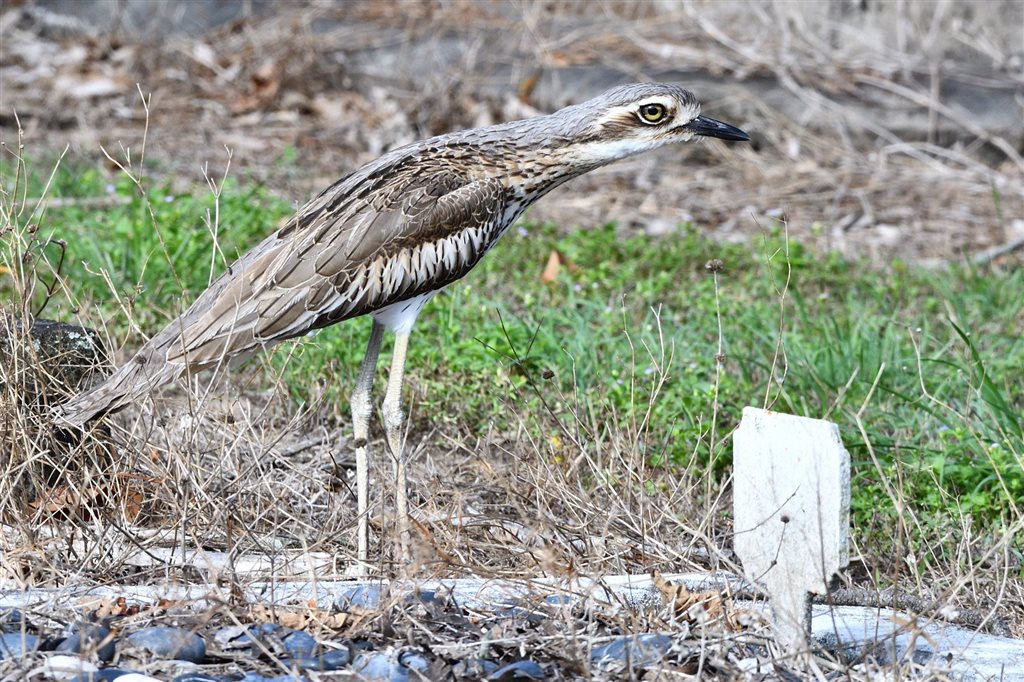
[463,141,603,202]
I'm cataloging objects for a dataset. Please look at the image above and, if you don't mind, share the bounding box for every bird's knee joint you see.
[350,391,372,422]
[381,400,404,431]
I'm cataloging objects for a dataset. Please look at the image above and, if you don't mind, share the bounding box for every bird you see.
[56,82,749,570]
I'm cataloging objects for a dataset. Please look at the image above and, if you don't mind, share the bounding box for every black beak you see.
[684,114,750,142]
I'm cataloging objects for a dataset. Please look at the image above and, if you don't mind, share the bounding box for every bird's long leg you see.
[350,320,385,573]
[381,329,412,565]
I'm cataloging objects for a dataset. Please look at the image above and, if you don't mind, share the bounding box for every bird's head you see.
[557,83,749,165]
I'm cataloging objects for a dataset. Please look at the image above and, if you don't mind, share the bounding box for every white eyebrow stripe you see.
[637,95,677,110]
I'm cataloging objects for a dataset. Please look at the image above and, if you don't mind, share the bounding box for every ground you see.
[1,1,1022,679]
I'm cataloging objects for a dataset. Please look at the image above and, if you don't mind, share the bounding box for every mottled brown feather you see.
[56,82,714,424]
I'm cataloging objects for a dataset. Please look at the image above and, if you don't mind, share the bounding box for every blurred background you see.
[3,0,1022,263]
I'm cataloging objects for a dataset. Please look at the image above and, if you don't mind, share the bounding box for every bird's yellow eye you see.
[638,103,667,123]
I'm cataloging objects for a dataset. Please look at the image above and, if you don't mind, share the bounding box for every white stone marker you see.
[733,407,851,651]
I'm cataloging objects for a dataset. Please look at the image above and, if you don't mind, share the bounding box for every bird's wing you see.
[162,171,509,367]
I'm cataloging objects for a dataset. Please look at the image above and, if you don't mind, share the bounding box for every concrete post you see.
[733,407,851,652]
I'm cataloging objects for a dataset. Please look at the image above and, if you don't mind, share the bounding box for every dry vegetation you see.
[1,1,1022,678]
[3,0,1021,260]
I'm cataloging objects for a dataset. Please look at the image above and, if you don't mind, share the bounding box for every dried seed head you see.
[705,259,725,273]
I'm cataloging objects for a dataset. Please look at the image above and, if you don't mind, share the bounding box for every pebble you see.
[43,654,98,680]
[125,626,206,662]
[209,624,358,679]
[352,651,402,681]
[352,649,428,682]
[0,608,25,631]
[398,650,429,672]
[290,647,352,671]
[0,593,692,681]
[281,630,318,658]
[214,623,271,651]
[486,659,549,680]
[57,624,117,662]
[452,658,499,677]
[0,631,40,659]
[214,621,345,664]
[336,584,383,610]
[67,670,137,682]
[543,594,575,607]
[591,633,672,670]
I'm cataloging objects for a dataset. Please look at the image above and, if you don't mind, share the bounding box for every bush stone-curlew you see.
[57,83,749,570]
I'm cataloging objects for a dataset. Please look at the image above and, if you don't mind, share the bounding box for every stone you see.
[335,583,383,610]
[43,654,99,680]
[213,622,333,663]
[0,316,107,403]
[0,631,41,659]
[351,649,427,682]
[452,658,500,677]
[291,647,351,671]
[486,659,549,680]
[352,651,400,681]
[4,573,1020,680]
[279,629,318,659]
[0,607,25,631]
[733,407,851,651]
[125,627,206,662]
[590,633,672,671]
[57,624,116,662]
[0,317,113,499]
[397,650,429,673]
[67,671,137,682]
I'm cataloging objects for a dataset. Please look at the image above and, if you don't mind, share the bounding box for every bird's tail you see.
[54,339,184,427]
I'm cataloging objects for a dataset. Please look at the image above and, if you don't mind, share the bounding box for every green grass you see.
[4,158,1022,571]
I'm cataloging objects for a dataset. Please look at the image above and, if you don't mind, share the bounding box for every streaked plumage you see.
[57,83,748,568]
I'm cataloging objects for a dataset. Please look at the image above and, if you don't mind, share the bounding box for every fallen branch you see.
[822,586,1012,637]
[972,235,1024,265]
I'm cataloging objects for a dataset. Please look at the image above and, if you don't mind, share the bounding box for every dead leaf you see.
[27,473,150,522]
[653,571,757,632]
[540,250,562,283]
[86,596,141,619]
[230,62,282,113]
[252,62,280,99]
[247,604,360,633]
